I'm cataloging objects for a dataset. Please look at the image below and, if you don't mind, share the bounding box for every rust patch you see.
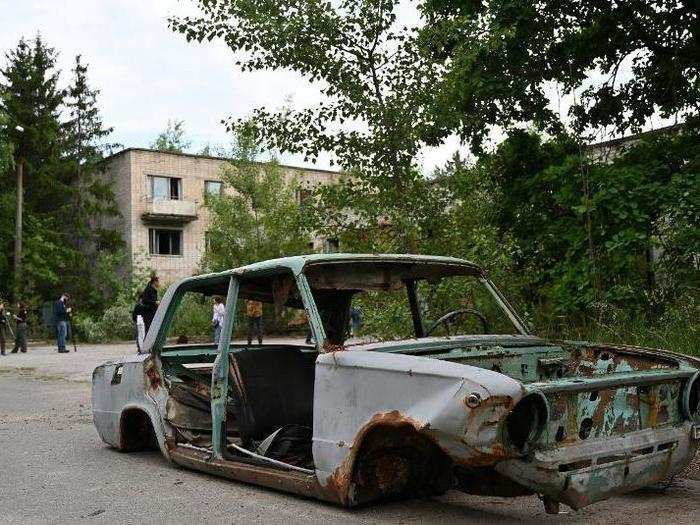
[323,410,431,506]
[590,389,615,433]
[170,445,340,504]
[323,341,347,353]
[145,364,162,390]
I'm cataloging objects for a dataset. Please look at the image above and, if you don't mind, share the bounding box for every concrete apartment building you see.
[100,148,341,282]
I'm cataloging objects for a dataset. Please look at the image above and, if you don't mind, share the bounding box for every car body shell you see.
[92,254,700,511]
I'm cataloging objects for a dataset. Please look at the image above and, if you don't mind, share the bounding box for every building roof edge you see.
[102,147,341,175]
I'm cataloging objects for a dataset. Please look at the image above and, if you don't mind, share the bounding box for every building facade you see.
[100,148,340,282]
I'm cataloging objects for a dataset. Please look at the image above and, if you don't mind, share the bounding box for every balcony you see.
[141,199,198,224]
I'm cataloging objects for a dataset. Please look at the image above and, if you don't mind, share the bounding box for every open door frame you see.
[211,276,239,459]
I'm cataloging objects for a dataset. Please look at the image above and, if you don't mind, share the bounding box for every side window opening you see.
[159,273,318,471]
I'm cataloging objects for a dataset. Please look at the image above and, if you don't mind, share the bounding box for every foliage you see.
[538,293,700,358]
[169,293,212,340]
[100,303,134,341]
[150,119,191,153]
[202,127,312,270]
[0,36,65,298]
[420,0,699,146]
[59,55,123,312]
[0,37,122,315]
[0,111,13,174]
[73,313,106,343]
[472,123,700,316]
[171,0,444,251]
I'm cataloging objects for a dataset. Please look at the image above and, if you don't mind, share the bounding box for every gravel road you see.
[0,342,698,524]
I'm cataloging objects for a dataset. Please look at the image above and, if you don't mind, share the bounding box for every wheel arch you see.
[118,404,171,460]
[337,420,453,507]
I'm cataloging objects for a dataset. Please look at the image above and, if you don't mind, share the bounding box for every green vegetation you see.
[176,1,698,355]
[419,0,698,145]
[203,126,312,271]
[0,36,123,317]
[150,119,192,153]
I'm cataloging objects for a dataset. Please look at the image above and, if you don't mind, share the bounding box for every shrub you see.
[169,294,212,339]
[74,314,106,343]
[101,303,134,341]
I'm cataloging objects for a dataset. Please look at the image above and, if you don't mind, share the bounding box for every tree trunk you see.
[14,157,24,297]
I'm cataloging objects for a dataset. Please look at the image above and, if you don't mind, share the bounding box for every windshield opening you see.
[303,261,523,346]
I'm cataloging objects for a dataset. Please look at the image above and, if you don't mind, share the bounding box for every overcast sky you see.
[0,0,472,172]
[1,1,674,174]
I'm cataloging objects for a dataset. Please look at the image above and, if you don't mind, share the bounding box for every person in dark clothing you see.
[11,302,29,353]
[141,275,160,334]
[53,293,72,353]
[0,301,8,356]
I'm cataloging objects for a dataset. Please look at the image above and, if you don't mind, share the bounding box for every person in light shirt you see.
[212,296,225,344]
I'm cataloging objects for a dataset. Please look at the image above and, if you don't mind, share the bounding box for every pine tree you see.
[60,55,123,310]
[0,35,65,298]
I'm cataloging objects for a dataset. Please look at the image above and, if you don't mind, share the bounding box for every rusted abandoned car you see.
[92,254,700,513]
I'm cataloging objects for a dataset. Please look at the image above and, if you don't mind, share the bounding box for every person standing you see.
[141,275,160,334]
[11,302,29,354]
[0,302,7,356]
[349,307,362,337]
[53,293,71,354]
[245,299,263,345]
[212,296,225,344]
[131,299,146,352]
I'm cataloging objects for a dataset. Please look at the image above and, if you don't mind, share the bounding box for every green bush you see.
[101,303,134,341]
[169,294,212,339]
[536,292,700,356]
[74,314,106,343]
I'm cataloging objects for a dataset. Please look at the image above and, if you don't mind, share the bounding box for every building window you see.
[149,228,182,256]
[323,237,339,253]
[149,175,181,201]
[297,188,312,205]
[204,180,223,197]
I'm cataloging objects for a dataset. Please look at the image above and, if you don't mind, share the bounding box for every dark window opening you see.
[297,188,312,206]
[323,237,339,253]
[149,228,182,255]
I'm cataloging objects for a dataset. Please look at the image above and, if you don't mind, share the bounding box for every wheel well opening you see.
[120,409,157,452]
[349,423,452,506]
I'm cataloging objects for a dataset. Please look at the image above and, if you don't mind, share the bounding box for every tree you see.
[452,121,700,317]
[0,35,64,297]
[171,0,444,251]
[60,55,123,311]
[419,1,699,146]
[203,127,312,271]
[150,119,191,153]
[0,111,12,174]
[1,39,122,311]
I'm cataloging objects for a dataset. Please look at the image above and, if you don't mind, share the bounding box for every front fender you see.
[312,350,524,497]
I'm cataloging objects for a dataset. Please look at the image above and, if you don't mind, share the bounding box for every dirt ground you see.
[0,342,698,524]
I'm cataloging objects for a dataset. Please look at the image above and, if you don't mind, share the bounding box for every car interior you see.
[159,270,318,469]
[157,260,516,469]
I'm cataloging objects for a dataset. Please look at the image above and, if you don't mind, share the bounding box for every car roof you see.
[187,253,484,284]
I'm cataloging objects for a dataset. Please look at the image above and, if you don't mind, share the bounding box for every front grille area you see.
[539,381,684,447]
